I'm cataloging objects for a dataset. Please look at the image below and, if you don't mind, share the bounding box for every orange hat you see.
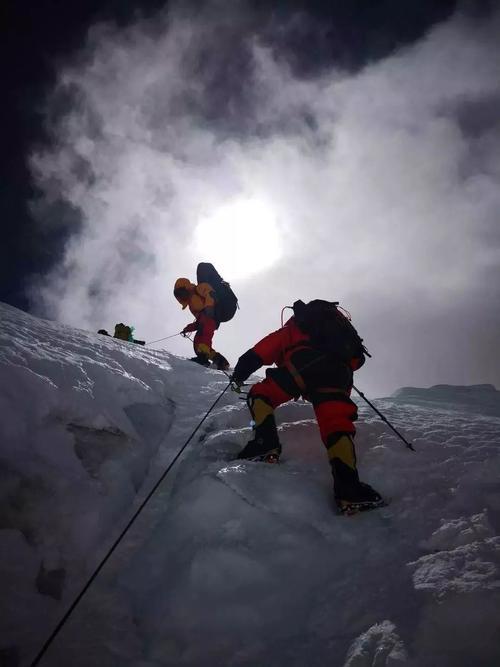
[173,278,195,308]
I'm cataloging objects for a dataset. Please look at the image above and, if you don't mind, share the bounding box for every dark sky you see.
[1,0,461,311]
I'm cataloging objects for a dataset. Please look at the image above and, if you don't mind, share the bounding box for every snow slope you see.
[1,302,500,667]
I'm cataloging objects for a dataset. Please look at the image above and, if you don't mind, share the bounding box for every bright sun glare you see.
[194,198,282,280]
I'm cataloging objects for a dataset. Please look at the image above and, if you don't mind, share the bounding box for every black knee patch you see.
[265,367,301,399]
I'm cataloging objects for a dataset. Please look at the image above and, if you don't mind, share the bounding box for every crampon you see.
[336,497,388,516]
[242,450,281,464]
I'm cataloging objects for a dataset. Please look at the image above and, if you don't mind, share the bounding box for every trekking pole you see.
[352,385,415,451]
[29,382,231,667]
[147,332,182,346]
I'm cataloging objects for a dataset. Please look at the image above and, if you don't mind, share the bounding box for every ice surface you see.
[344,620,408,666]
[1,302,500,667]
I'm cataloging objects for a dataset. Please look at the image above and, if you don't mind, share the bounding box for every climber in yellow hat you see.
[174,277,229,370]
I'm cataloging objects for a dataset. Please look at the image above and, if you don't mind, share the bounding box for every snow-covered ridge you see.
[391,383,500,417]
[1,302,500,667]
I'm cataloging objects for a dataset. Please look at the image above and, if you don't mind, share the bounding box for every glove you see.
[230,375,245,393]
[181,323,197,336]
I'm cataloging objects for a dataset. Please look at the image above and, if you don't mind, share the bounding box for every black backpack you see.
[196,262,238,324]
[292,299,369,363]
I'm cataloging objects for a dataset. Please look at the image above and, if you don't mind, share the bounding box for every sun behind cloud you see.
[193,198,282,280]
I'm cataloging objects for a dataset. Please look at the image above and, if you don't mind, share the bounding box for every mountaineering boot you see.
[238,395,281,463]
[335,482,386,515]
[211,352,230,371]
[237,438,281,463]
[327,432,386,514]
[190,354,210,367]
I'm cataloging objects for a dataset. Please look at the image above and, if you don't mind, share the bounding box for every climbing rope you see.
[30,382,232,666]
[146,332,181,346]
[147,332,195,346]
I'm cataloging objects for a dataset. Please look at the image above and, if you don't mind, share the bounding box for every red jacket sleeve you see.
[232,325,292,383]
[253,327,291,366]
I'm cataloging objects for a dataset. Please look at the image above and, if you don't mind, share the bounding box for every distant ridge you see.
[390,384,500,417]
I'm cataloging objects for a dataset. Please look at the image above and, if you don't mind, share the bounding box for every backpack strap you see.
[283,343,325,394]
[284,358,307,394]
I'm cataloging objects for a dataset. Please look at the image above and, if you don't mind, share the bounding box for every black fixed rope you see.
[30,382,232,667]
[352,385,415,451]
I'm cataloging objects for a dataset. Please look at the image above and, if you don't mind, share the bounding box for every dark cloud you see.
[257,0,459,74]
[454,93,500,139]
